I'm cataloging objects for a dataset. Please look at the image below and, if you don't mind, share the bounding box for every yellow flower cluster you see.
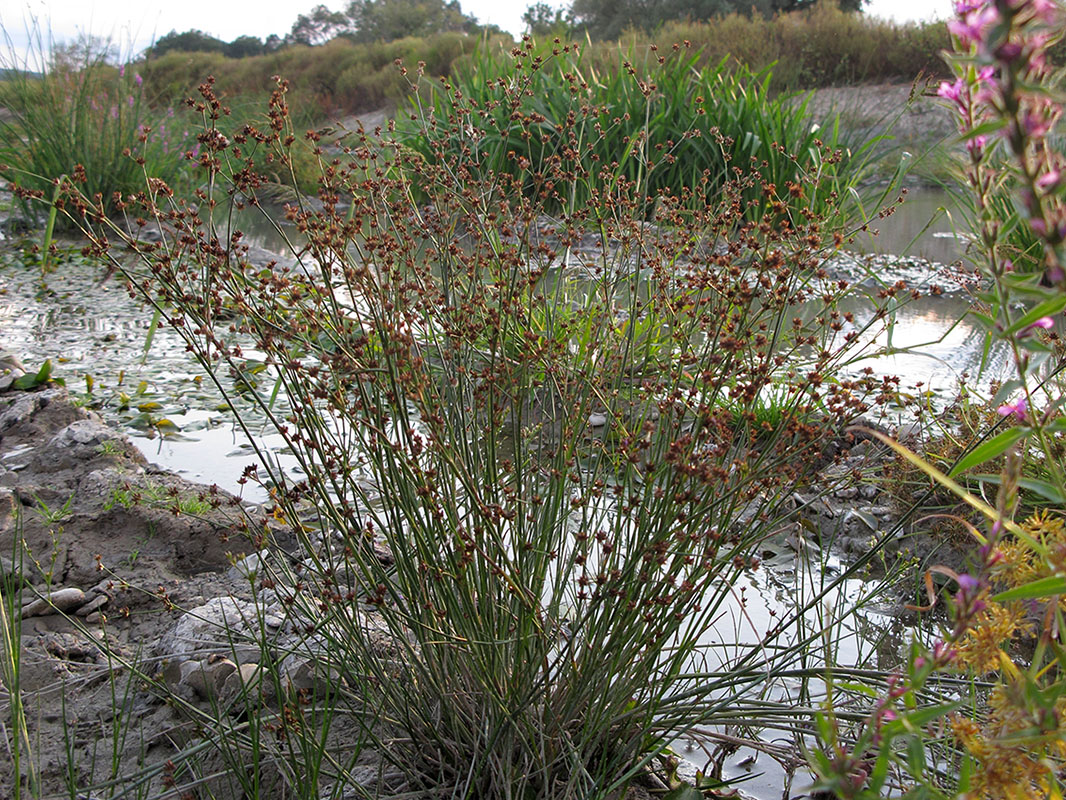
[951,714,1057,800]
[953,602,1032,676]
[950,512,1066,798]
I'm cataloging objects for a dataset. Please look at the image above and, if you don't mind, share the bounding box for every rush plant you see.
[51,45,908,798]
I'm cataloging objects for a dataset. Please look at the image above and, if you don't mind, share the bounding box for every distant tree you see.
[289,4,352,46]
[147,29,227,57]
[570,0,863,38]
[264,34,285,52]
[223,35,266,58]
[523,2,574,36]
[345,0,478,42]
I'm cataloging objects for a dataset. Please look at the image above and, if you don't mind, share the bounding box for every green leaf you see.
[949,427,1027,476]
[993,575,1066,602]
[906,736,927,777]
[970,474,1066,504]
[1002,294,1066,336]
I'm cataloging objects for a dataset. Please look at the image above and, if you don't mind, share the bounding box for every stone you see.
[220,662,275,706]
[158,596,262,663]
[75,594,108,617]
[226,549,271,583]
[178,656,238,701]
[21,587,86,617]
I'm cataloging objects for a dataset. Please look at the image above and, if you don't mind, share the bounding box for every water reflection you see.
[856,190,970,266]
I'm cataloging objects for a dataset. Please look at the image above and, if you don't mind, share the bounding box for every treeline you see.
[147,0,869,59]
[140,2,953,116]
[147,0,494,58]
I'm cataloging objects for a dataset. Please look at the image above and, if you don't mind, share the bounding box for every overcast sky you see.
[1,0,953,62]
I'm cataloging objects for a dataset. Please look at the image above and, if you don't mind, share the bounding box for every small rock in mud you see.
[21,586,86,617]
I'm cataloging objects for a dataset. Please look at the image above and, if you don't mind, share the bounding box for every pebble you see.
[179,657,238,701]
[75,594,109,617]
[21,587,86,617]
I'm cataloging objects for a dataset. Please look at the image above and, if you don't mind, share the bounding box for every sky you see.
[1,0,954,63]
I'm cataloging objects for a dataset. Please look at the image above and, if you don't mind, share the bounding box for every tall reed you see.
[0,25,190,225]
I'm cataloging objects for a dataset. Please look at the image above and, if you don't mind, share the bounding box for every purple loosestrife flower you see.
[1023,315,1055,332]
[938,78,968,110]
[948,2,1000,48]
[997,396,1028,421]
[1036,169,1061,191]
[135,73,143,87]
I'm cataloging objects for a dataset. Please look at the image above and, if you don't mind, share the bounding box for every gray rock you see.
[31,419,142,472]
[178,656,238,701]
[21,587,86,617]
[75,594,108,617]
[158,596,262,663]
[226,549,271,583]
[220,662,275,706]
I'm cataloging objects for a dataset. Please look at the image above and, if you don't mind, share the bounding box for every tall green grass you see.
[400,41,883,223]
[0,30,191,225]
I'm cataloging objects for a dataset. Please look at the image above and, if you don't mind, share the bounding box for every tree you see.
[523,2,574,37]
[289,4,352,46]
[224,35,266,58]
[147,29,226,57]
[345,0,478,43]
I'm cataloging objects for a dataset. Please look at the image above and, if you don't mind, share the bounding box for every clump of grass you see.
[45,49,915,798]
[401,40,882,225]
[0,24,192,226]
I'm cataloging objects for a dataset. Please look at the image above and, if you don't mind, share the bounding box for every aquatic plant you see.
[25,43,923,798]
[399,40,881,225]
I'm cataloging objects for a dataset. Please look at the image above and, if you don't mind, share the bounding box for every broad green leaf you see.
[993,575,1066,602]
[662,787,704,800]
[948,426,1027,476]
[970,474,1066,504]
[1002,294,1066,336]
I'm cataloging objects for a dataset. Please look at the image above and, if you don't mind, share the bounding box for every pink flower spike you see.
[1036,169,1060,191]
[135,73,143,87]
[1025,316,1055,331]
[119,64,125,77]
[997,397,1028,421]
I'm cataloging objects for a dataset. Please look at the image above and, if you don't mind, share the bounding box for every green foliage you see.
[571,0,867,41]
[146,29,227,57]
[345,0,479,43]
[400,41,879,223]
[0,32,192,225]
[642,1,950,90]
[11,359,62,391]
[139,31,484,114]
